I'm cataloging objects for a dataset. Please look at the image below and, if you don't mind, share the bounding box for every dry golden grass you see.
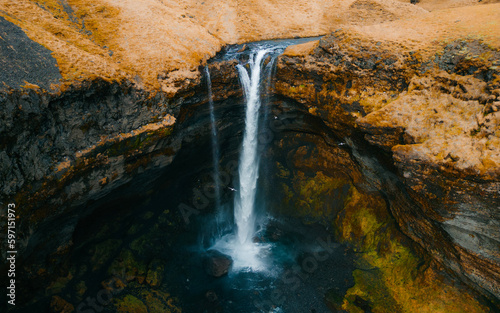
[0,0,430,91]
[1,0,498,92]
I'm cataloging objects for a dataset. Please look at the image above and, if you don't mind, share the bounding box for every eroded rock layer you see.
[274,10,500,298]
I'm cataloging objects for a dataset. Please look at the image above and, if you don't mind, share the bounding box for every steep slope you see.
[275,2,500,300]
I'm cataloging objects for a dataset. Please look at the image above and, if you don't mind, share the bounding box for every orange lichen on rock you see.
[283,40,320,57]
[359,71,500,176]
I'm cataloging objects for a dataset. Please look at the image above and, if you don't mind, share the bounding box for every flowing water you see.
[210,44,298,271]
[210,48,275,271]
[194,41,354,310]
[204,66,222,210]
[234,49,269,245]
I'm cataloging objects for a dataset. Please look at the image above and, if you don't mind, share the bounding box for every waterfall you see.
[234,49,270,244]
[210,41,309,271]
[204,66,221,210]
[262,56,277,122]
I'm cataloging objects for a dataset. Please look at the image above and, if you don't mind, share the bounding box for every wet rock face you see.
[0,80,182,262]
[1,80,173,197]
[0,57,251,305]
[274,32,500,299]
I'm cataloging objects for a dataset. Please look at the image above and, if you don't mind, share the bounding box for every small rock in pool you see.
[203,249,233,277]
[205,290,218,302]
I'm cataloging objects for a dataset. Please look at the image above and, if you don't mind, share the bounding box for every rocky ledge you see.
[274,3,500,299]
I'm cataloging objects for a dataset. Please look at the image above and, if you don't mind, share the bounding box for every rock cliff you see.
[1,0,499,311]
[0,0,431,254]
[274,3,500,300]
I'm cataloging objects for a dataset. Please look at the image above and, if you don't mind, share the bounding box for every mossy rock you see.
[157,209,173,226]
[146,259,165,287]
[138,289,181,313]
[50,295,74,313]
[46,272,73,295]
[279,169,350,222]
[334,186,390,252]
[90,239,122,271]
[114,288,181,313]
[74,280,87,299]
[115,295,148,313]
[142,211,154,220]
[335,186,490,312]
[127,224,142,236]
[129,227,163,256]
[108,249,147,282]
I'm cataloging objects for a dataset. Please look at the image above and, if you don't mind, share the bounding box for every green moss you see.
[127,224,142,235]
[115,295,148,313]
[145,259,165,287]
[276,162,290,178]
[108,249,147,282]
[142,211,154,220]
[128,224,163,257]
[46,274,73,295]
[284,171,349,221]
[138,290,181,313]
[335,186,489,313]
[335,186,390,252]
[130,236,149,255]
[113,285,180,313]
[90,239,122,271]
[343,268,400,313]
[74,280,87,298]
[158,209,173,226]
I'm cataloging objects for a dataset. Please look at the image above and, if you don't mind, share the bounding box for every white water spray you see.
[234,49,269,245]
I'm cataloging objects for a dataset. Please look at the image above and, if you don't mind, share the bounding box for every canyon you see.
[0,0,499,312]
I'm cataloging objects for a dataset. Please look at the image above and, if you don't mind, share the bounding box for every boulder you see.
[50,296,74,313]
[203,250,233,277]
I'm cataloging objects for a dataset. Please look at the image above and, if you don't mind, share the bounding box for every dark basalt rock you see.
[203,249,233,277]
[0,16,62,90]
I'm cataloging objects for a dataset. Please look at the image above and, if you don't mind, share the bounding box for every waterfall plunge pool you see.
[171,37,355,313]
[12,37,358,313]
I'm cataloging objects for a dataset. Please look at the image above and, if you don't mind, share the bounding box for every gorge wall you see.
[273,16,500,299]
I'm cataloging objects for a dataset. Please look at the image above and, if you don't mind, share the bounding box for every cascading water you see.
[210,48,276,271]
[234,49,269,245]
[204,66,222,210]
[210,38,324,272]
